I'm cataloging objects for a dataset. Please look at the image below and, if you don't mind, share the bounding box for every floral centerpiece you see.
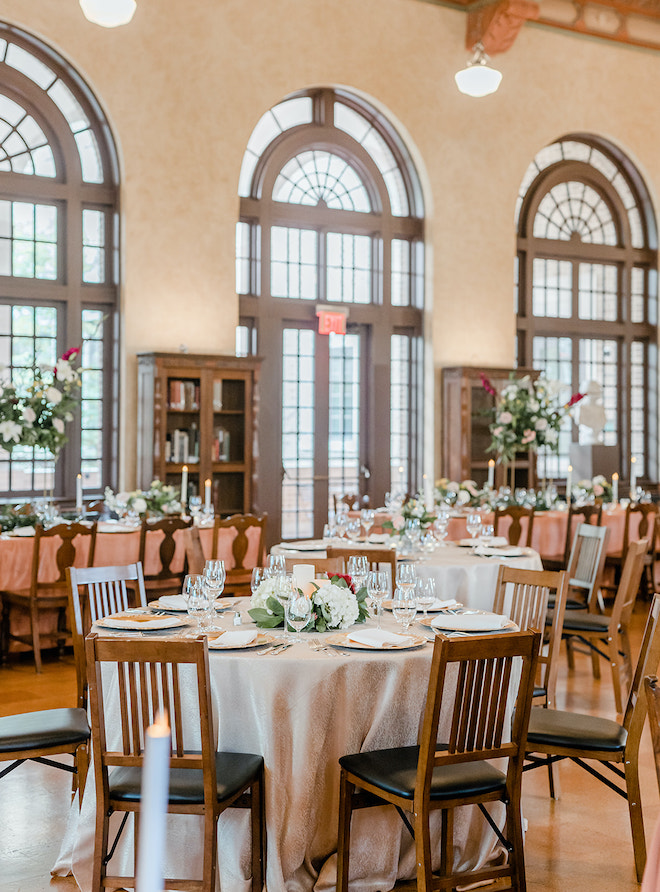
[435,478,485,508]
[382,494,436,535]
[248,574,369,632]
[104,479,182,517]
[0,346,82,455]
[573,474,613,503]
[482,372,584,467]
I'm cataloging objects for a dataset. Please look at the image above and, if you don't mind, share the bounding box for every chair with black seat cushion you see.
[542,502,603,572]
[0,520,98,671]
[212,513,268,595]
[138,515,192,596]
[493,505,535,547]
[85,632,266,892]
[492,565,569,710]
[525,593,660,882]
[557,522,610,612]
[337,629,540,892]
[562,538,647,714]
[603,501,659,600]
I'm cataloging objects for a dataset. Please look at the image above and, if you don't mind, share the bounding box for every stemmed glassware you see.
[416,577,436,619]
[267,553,286,578]
[466,512,482,540]
[392,586,417,632]
[288,594,312,641]
[251,566,268,594]
[433,510,449,546]
[275,574,295,642]
[202,560,225,630]
[367,570,389,629]
[360,508,375,540]
[182,573,209,631]
[396,562,417,598]
[347,555,369,593]
[345,519,362,543]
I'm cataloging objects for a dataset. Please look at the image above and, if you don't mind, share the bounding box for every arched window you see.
[0,23,119,502]
[516,135,657,483]
[237,88,425,540]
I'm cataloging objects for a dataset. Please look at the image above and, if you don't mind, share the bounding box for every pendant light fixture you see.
[79,0,137,28]
[455,42,503,97]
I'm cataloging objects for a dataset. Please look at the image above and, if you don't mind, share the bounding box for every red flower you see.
[61,346,80,362]
[480,373,495,396]
[327,572,356,593]
[566,392,585,408]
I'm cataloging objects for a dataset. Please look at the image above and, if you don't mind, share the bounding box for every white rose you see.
[457,490,470,505]
[55,359,77,383]
[53,417,65,433]
[535,418,548,431]
[22,406,36,424]
[46,386,62,405]
[131,497,147,514]
[0,420,22,443]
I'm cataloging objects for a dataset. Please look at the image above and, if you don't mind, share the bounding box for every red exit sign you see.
[316,309,347,335]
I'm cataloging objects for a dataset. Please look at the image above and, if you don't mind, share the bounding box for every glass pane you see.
[5,43,55,89]
[270,227,317,300]
[281,327,315,539]
[391,334,410,492]
[326,233,371,304]
[273,150,371,213]
[74,129,103,183]
[328,332,360,509]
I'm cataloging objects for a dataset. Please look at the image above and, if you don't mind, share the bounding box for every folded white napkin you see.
[473,546,524,558]
[11,526,36,536]
[208,630,258,647]
[157,595,188,610]
[101,613,181,630]
[348,628,413,648]
[430,598,461,610]
[431,612,510,632]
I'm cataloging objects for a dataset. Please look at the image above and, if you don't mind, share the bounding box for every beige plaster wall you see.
[3,0,659,486]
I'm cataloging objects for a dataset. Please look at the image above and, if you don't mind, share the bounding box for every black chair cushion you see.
[526,708,627,753]
[109,751,263,804]
[339,744,506,801]
[0,708,90,754]
[560,611,611,634]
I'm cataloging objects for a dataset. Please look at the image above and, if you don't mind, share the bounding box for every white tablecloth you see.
[53,605,514,892]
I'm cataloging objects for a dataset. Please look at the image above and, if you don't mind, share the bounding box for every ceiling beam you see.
[466,0,540,53]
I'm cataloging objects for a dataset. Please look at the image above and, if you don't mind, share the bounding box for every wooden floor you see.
[1,608,659,891]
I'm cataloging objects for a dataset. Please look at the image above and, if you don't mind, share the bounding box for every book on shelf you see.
[212,379,223,411]
[166,424,201,463]
[168,379,200,411]
[213,427,230,462]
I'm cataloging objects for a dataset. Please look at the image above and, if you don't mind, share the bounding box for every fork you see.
[309,638,339,656]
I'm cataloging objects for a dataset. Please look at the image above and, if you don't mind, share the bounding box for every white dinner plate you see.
[207,631,275,650]
[96,612,187,631]
[280,539,325,552]
[326,632,427,651]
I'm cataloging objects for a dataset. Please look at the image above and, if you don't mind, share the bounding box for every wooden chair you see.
[562,539,648,714]
[525,594,660,882]
[492,565,569,710]
[138,515,192,595]
[67,563,147,711]
[493,505,535,547]
[183,525,206,575]
[643,675,660,795]
[558,522,610,611]
[333,493,369,514]
[604,501,659,599]
[212,513,268,595]
[326,545,397,584]
[85,633,266,892]
[337,630,540,892]
[283,555,345,576]
[542,502,603,571]
[0,521,98,672]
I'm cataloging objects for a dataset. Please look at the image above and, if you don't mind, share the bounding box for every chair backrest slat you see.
[567,523,610,607]
[493,506,535,547]
[138,516,193,584]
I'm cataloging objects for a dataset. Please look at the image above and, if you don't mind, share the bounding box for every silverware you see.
[257,641,290,656]
[308,638,339,656]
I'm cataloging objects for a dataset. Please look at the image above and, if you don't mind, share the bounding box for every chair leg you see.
[92,802,111,892]
[414,800,434,892]
[607,635,624,714]
[566,636,575,670]
[625,758,647,882]
[506,791,527,892]
[29,601,42,673]
[250,767,266,892]
[201,808,218,892]
[74,742,89,801]
[337,769,354,892]
[590,643,601,680]
[0,597,8,664]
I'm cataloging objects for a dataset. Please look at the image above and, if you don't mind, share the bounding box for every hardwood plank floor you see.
[1,609,659,891]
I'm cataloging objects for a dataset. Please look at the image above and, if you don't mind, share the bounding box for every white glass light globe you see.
[455,62,503,98]
[79,0,137,28]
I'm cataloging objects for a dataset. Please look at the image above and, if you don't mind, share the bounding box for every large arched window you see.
[237,88,424,540]
[516,135,657,483]
[0,23,119,501]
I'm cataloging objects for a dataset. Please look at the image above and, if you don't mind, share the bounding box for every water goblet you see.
[466,512,482,540]
[275,574,295,641]
[367,570,389,630]
[182,573,208,631]
[188,494,202,521]
[251,567,268,594]
[267,553,286,578]
[346,519,362,543]
[392,587,417,633]
[347,555,369,592]
[396,561,417,597]
[360,508,375,539]
[433,511,449,546]
[481,523,494,544]
[289,595,312,641]
[334,511,348,540]
[416,577,436,618]
[322,523,335,544]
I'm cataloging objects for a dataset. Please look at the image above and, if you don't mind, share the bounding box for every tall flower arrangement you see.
[482,373,583,464]
[0,347,82,455]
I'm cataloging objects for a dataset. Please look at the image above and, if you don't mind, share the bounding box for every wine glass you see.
[251,566,268,594]
[188,494,202,521]
[481,523,494,544]
[433,511,449,546]
[267,553,286,578]
[367,569,389,630]
[289,595,312,641]
[392,586,417,632]
[466,512,482,540]
[416,577,436,619]
[182,573,208,630]
[361,508,375,539]
[346,519,362,542]
[275,574,295,641]
[347,555,369,592]
[396,561,417,597]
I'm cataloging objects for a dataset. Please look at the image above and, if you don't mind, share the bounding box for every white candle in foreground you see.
[136,711,170,892]
[566,465,573,504]
[204,478,212,511]
[423,473,433,510]
[181,465,188,509]
[612,472,619,504]
[292,564,315,590]
[630,456,637,498]
[76,472,83,513]
[487,459,495,489]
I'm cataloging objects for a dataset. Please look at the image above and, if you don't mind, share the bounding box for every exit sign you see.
[316,308,347,335]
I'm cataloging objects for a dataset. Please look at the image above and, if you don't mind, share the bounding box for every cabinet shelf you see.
[138,353,262,517]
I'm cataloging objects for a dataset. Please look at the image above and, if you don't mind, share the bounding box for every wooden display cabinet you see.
[137,353,261,516]
[441,366,538,489]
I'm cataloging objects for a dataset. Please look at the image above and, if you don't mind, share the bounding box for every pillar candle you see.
[76,472,83,514]
[566,465,572,504]
[487,459,495,489]
[181,465,188,509]
[630,456,637,498]
[204,478,212,511]
[612,472,619,504]
[423,473,433,511]
[136,711,170,892]
[292,564,315,591]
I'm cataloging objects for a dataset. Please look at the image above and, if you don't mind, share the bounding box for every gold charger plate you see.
[207,632,276,650]
[148,597,235,612]
[325,632,427,651]
[419,613,517,633]
[381,599,462,612]
[96,611,187,631]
